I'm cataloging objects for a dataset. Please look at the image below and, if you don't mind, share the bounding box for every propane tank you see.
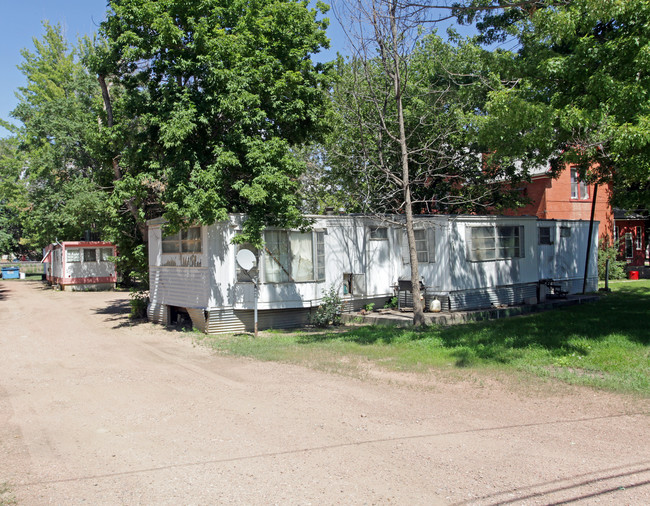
[429,298,441,313]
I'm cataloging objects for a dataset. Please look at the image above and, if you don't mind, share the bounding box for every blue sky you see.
[0,1,350,138]
[0,1,108,137]
[0,1,468,138]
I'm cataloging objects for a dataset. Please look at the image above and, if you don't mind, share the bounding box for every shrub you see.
[384,296,398,309]
[129,289,149,319]
[310,284,343,327]
[597,239,626,281]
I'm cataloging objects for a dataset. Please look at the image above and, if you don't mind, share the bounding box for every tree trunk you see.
[389,0,425,326]
[98,74,147,240]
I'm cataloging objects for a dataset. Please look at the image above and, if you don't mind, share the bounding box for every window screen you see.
[83,248,97,262]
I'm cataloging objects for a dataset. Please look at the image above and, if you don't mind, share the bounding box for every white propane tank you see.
[429,298,441,313]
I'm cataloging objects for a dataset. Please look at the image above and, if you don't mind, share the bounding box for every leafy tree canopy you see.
[459,0,650,209]
[94,0,332,244]
[4,22,109,253]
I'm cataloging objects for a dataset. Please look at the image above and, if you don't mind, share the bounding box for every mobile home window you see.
[636,226,642,249]
[468,226,523,261]
[316,231,325,281]
[369,227,388,240]
[560,227,571,238]
[162,226,201,254]
[414,229,429,263]
[497,226,522,258]
[539,227,552,245]
[469,227,496,261]
[83,248,97,262]
[181,227,201,253]
[66,249,81,263]
[570,168,589,200]
[263,230,318,283]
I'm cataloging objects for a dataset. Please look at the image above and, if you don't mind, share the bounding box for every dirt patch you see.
[1,280,649,505]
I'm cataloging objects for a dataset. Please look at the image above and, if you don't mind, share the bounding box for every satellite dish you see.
[236,249,257,271]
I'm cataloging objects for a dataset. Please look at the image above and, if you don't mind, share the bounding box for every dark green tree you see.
[456,0,650,209]
[6,23,109,252]
[92,0,332,245]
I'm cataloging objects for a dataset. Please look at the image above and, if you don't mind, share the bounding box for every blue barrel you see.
[1,266,20,279]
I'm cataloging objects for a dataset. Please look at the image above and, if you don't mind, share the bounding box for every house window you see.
[264,230,322,283]
[625,233,633,258]
[83,248,97,262]
[468,226,523,261]
[614,226,619,243]
[66,249,81,263]
[162,226,202,254]
[539,227,552,245]
[369,227,388,240]
[99,248,113,262]
[570,168,589,200]
[636,226,642,249]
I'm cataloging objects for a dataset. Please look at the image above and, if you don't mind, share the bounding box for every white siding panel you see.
[149,266,210,308]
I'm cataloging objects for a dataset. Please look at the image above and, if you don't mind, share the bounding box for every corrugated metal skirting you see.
[449,283,537,312]
[205,308,315,334]
[148,303,168,324]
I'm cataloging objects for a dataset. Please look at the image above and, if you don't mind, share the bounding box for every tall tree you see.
[7,23,109,251]
[329,0,520,325]
[457,0,650,209]
[92,0,332,245]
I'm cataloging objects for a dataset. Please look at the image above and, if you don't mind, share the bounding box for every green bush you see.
[384,296,398,309]
[129,289,149,319]
[310,284,343,327]
[597,239,626,281]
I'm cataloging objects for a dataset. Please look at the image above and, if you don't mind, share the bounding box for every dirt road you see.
[1,280,648,505]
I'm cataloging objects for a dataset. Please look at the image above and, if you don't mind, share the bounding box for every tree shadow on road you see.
[93,298,148,329]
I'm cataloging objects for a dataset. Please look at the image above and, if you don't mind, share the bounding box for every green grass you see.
[0,482,16,506]
[200,280,650,395]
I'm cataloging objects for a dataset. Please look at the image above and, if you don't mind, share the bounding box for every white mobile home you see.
[147,214,598,334]
[42,241,117,291]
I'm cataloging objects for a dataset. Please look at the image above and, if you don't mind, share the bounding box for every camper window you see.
[99,248,113,262]
[181,227,201,253]
[83,249,97,262]
[66,249,81,263]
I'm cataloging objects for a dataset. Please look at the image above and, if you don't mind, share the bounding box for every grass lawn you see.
[196,280,650,395]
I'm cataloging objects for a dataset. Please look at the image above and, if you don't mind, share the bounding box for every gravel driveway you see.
[1,280,649,505]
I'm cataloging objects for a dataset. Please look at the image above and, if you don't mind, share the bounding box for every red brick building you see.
[505,163,647,267]
[506,164,614,239]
